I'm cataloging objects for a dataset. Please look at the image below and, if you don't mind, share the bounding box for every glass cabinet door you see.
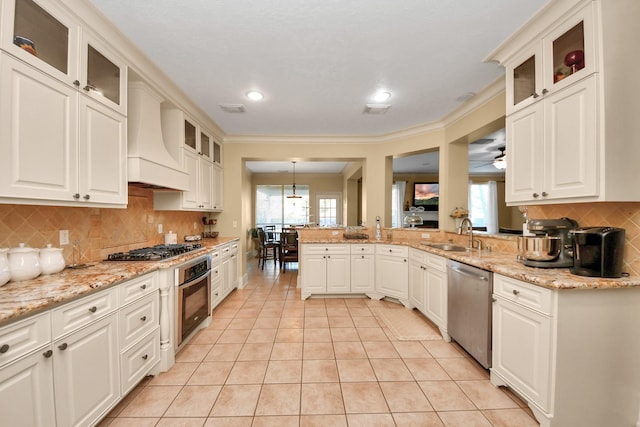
[213,140,222,165]
[551,22,585,84]
[200,131,212,160]
[184,119,197,150]
[86,45,120,105]
[8,0,79,84]
[513,55,537,107]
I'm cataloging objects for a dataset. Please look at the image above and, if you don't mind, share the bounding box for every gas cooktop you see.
[106,243,203,261]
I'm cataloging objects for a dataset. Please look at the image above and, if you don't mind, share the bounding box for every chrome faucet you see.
[457,217,481,250]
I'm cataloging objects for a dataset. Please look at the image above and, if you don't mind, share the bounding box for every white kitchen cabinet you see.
[503,2,596,115]
[350,244,375,294]
[506,75,597,204]
[0,312,54,427]
[491,273,640,427]
[0,344,56,426]
[155,108,222,212]
[212,164,223,211]
[490,0,640,204]
[0,52,126,207]
[301,244,351,299]
[409,249,448,339]
[53,313,120,427]
[375,244,409,306]
[221,241,239,297]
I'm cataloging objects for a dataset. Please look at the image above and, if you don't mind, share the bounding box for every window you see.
[256,185,309,229]
[468,181,498,233]
[316,193,342,226]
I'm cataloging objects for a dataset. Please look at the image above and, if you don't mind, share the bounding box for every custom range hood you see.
[127,81,189,190]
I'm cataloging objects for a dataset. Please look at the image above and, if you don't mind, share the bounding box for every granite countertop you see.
[300,238,640,290]
[0,237,238,326]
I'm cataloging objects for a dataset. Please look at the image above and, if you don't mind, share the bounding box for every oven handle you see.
[180,269,211,286]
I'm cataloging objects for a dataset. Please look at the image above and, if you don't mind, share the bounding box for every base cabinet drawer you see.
[494,274,552,314]
[121,328,160,395]
[119,293,159,348]
[52,287,118,339]
[119,273,158,305]
[0,312,51,367]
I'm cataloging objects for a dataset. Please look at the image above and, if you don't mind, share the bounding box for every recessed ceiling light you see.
[246,91,264,101]
[373,91,391,102]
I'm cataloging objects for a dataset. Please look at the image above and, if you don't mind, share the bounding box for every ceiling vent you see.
[363,104,391,114]
[219,104,246,113]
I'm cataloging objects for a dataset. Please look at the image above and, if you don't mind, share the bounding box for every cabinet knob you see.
[512,289,520,295]
[327,255,331,259]
[83,85,91,92]
[403,259,407,262]
[532,193,539,198]
[142,354,148,360]
[73,193,81,199]
[83,194,90,200]
[43,349,53,358]
[58,343,68,351]
[492,298,497,303]
[532,92,539,99]
[541,192,548,197]
[0,344,9,353]
[140,284,147,290]
[88,306,97,313]
[140,316,147,322]
[73,80,80,87]
[389,249,393,253]
[542,88,549,95]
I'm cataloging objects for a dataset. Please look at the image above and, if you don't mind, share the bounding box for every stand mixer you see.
[518,218,579,268]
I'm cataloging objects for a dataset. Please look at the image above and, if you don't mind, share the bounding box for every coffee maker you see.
[519,218,579,268]
[570,227,625,278]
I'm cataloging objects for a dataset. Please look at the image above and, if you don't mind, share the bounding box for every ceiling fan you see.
[470,146,506,170]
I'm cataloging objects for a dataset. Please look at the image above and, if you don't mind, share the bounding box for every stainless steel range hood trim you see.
[127,81,189,191]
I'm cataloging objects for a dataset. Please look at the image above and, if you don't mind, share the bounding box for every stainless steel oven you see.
[176,255,211,347]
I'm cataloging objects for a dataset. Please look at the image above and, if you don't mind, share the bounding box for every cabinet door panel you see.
[506,101,544,204]
[182,149,199,208]
[301,254,326,294]
[0,348,55,427]
[544,76,597,199]
[492,298,551,410]
[199,158,213,209]
[376,255,408,300]
[54,314,119,427]
[351,254,374,294]
[78,97,126,204]
[0,54,78,201]
[409,262,426,312]
[425,269,447,328]
[326,254,350,293]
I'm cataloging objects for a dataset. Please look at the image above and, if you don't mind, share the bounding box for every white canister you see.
[164,231,177,245]
[0,249,10,286]
[40,244,66,275]
[8,243,41,281]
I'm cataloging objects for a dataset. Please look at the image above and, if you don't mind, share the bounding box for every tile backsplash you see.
[0,185,212,265]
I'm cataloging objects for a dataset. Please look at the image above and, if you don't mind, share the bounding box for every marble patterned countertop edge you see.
[0,237,239,327]
[299,238,640,290]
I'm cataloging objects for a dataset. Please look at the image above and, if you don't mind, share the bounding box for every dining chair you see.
[257,228,279,270]
[280,230,298,272]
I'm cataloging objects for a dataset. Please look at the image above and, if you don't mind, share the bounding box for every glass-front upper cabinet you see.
[213,140,222,165]
[2,0,127,114]
[3,0,80,85]
[505,2,596,114]
[184,119,197,151]
[200,131,212,161]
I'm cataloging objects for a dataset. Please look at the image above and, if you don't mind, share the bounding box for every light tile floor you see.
[99,261,539,427]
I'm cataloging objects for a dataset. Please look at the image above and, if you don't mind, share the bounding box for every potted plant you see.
[248,228,260,256]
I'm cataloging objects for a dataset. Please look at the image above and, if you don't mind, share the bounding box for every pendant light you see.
[287,161,302,198]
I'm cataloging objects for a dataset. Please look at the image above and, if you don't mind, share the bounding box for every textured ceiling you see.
[90,0,546,137]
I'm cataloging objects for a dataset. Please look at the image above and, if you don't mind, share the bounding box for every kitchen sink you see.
[427,243,468,252]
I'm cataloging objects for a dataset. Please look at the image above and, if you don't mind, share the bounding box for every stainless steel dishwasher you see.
[447,260,493,369]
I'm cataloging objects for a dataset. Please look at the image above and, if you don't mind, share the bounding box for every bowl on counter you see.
[517,236,561,261]
[8,243,41,281]
[40,244,65,275]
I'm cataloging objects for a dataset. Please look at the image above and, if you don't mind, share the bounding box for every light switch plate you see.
[421,233,431,239]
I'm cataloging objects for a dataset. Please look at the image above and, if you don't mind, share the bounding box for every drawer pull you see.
[512,289,520,295]
[140,316,147,322]
[58,343,68,351]
[142,354,148,360]
[389,249,393,253]
[0,344,9,354]
[88,306,98,313]
[362,255,365,259]
[140,284,147,290]
[43,349,53,358]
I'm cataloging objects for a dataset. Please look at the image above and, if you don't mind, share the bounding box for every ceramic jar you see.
[40,244,65,275]
[0,249,10,286]
[8,243,41,282]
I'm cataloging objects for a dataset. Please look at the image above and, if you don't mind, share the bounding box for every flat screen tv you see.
[413,182,439,211]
